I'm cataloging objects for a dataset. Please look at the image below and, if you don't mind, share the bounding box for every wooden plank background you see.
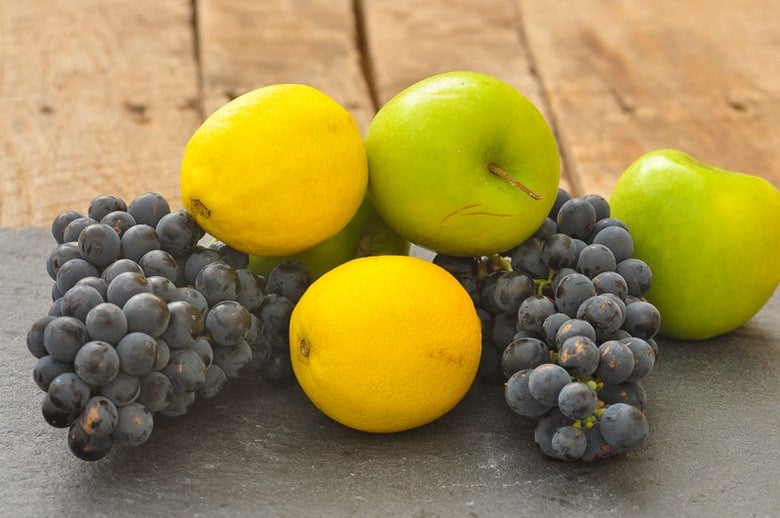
[2,0,778,228]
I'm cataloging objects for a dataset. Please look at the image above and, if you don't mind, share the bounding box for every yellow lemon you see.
[289,255,482,433]
[180,84,368,256]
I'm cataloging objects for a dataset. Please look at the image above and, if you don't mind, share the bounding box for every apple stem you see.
[488,163,543,200]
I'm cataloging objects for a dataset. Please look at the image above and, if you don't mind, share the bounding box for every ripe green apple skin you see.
[610,149,780,340]
[365,71,560,256]
[248,194,410,280]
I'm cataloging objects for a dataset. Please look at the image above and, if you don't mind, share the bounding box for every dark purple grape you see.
[63,216,98,243]
[88,194,127,222]
[160,301,204,349]
[52,211,83,244]
[137,371,173,412]
[60,285,104,322]
[100,211,136,238]
[558,335,599,377]
[74,340,121,386]
[116,332,159,376]
[583,194,610,220]
[595,340,634,384]
[576,243,616,278]
[510,238,549,279]
[78,396,118,438]
[504,369,553,418]
[542,233,579,270]
[209,241,249,270]
[592,226,633,263]
[554,272,596,318]
[101,258,144,284]
[43,316,88,362]
[123,292,170,337]
[551,425,587,460]
[106,271,152,308]
[557,382,598,419]
[127,192,171,228]
[183,246,225,286]
[120,224,160,263]
[155,209,203,256]
[163,349,206,393]
[556,198,597,240]
[622,301,661,339]
[55,258,100,294]
[616,258,652,298]
[195,261,240,305]
[98,372,141,407]
[113,402,154,447]
[27,315,55,359]
[139,249,178,282]
[517,296,556,336]
[528,363,571,407]
[68,421,114,461]
[48,372,91,413]
[85,303,127,345]
[600,403,649,449]
[33,355,74,392]
[266,260,311,304]
[500,337,549,378]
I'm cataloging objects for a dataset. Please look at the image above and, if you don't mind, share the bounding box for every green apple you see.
[248,194,410,279]
[365,71,560,256]
[610,149,780,340]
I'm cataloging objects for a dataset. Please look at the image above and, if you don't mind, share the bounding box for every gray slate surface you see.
[1,227,778,517]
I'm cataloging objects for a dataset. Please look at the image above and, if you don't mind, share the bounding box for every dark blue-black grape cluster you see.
[27,193,310,461]
[433,188,661,461]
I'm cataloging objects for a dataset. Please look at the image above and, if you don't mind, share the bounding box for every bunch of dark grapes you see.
[433,188,661,461]
[26,193,309,461]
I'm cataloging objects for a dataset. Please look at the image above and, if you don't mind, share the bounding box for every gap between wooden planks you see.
[2,0,778,229]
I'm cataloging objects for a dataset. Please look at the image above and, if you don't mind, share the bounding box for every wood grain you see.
[0,0,200,228]
[517,0,780,196]
[197,0,374,132]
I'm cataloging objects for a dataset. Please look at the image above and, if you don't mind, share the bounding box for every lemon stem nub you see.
[300,339,310,357]
[488,163,543,200]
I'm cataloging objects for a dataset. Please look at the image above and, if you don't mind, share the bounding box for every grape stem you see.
[487,164,543,200]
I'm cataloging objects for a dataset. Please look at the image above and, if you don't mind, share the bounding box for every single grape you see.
[100,211,136,238]
[198,364,228,398]
[127,192,171,228]
[158,391,196,417]
[541,312,570,347]
[595,340,635,384]
[517,296,557,336]
[558,335,599,377]
[556,198,597,240]
[123,292,170,337]
[510,238,549,279]
[599,403,649,449]
[592,271,629,300]
[576,243,617,278]
[27,315,56,359]
[490,313,519,351]
[55,258,100,294]
[261,350,295,386]
[622,337,656,381]
[160,301,204,349]
[98,372,141,407]
[577,294,626,341]
[78,396,119,438]
[550,267,577,294]
[212,340,253,379]
[235,269,266,311]
[42,394,79,428]
[77,223,121,267]
[580,421,623,461]
[116,332,159,376]
[33,355,74,392]
[137,371,173,412]
[622,301,661,339]
[139,249,178,282]
[558,381,598,419]
[195,261,240,306]
[500,337,549,378]
[106,271,152,308]
[259,294,294,337]
[85,302,128,345]
[615,258,652,298]
[487,271,536,316]
[68,421,114,461]
[43,316,89,362]
[551,425,588,461]
[156,209,203,256]
[48,372,92,413]
[60,285,104,323]
[205,300,251,346]
[528,363,572,407]
[74,340,121,386]
[113,402,154,448]
[541,233,579,270]
[530,217,557,242]
[266,260,311,303]
[120,224,160,263]
[554,273,596,318]
[88,194,127,222]
[504,369,553,418]
[164,349,206,393]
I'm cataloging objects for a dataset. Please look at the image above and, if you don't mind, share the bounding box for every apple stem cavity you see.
[487,163,543,200]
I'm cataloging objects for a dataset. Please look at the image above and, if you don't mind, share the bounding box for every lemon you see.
[289,255,482,433]
[180,84,368,256]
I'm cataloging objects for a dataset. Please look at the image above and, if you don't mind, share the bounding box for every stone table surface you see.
[1,227,778,517]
